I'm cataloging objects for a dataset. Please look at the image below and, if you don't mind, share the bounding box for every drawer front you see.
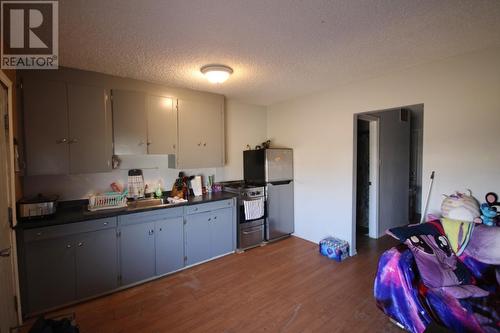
[240,224,264,249]
[185,199,234,215]
[24,217,117,243]
[118,207,184,226]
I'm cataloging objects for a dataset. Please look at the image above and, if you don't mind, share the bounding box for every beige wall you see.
[216,100,267,181]
[267,47,500,253]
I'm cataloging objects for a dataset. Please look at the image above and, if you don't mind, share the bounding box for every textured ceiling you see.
[59,0,500,106]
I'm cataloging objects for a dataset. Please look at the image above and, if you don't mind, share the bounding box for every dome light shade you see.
[200,64,233,84]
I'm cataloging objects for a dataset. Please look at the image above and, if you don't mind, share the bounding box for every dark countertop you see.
[16,192,238,230]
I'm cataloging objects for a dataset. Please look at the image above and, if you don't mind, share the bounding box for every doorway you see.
[353,105,424,251]
[0,72,20,330]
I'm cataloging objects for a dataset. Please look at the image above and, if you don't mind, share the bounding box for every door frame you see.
[0,70,22,324]
[352,113,380,255]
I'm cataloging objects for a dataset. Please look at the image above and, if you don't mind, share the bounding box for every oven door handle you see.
[242,228,263,235]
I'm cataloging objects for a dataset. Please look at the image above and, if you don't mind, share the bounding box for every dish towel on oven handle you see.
[243,197,265,220]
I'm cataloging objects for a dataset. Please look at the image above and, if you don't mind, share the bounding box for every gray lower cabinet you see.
[155,217,184,275]
[119,222,156,285]
[210,208,234,258]
[185,212,212,266]
[185,203,235,266]
[20,201,235,316]
[24,236,76,313]
[75,228,118,299]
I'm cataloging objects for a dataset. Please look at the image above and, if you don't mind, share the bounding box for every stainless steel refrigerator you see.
[243,148,294,241]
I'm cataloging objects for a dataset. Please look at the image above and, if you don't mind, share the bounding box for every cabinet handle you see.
[68,138,78,144]
[159,228,162,232]
[103,222,108,226]
[149,229,154,235]
[147,142,152,146]
[172,144,176,149]
[203,143,206,147]
[208,218,211,222]
[36,232,42,236]
[66,244,72,249]
[138,142,145,146]
[77,242,84,247]
[56,138,68,144]
[197,142,201,146]
[214,216,217,220]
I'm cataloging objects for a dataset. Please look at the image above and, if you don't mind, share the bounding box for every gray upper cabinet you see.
[23,79,112,175]
[24,236,76,313]
[147,95,177,155]
[175,98,224,169]
[119,221,156,285]
[75,228,118,299]
[155,217,184,275]
[67,84,112,174]
[23,79,70,175]
[111,89,148,155]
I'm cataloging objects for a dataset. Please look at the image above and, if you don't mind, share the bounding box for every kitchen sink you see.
[127,198,173,210]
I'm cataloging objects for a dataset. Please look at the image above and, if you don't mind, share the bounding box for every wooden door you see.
[23,79,69,175]
[0,79,17,331]
[111,90,148,155]
[67,84,112,173]
[147,95,177,155]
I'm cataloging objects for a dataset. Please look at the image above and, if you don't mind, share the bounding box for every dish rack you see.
[88,192,127,211]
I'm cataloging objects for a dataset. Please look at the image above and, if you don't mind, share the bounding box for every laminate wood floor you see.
[35,236,401,333]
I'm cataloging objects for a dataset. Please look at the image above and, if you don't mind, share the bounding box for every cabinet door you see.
[155,217,184,275]
[147,95,177,155]
[184,212,211,266]
[24,237,76,313]
[23,79,69,175]
[210,208,234,257]
[177,98,224,168]
[111,90,148,155]
[75,228,118,299]
[119,222,155,285]
[67,84,112,173]
[199,100,224,168]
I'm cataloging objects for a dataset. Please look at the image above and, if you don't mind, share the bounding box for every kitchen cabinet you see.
[185,203,235,265]
[67,84,113,174]
[147,95,177,155]
[18,200,234,317]
[75,228,118,299]
[210,207,234,257]
[111,89,148,155]
[119,221,156,285]
[112,91,177,155]
[23,79,70,175]
[24,236,76,313]
[23,79,112,175]
[155,217,184,275]
[173,98,224,169]
[185,211,212,265]
[22,217,118,314]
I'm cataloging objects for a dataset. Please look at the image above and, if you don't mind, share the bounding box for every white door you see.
[0,80,18,331]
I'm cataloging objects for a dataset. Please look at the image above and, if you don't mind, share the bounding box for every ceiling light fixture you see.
[200,64,233,84]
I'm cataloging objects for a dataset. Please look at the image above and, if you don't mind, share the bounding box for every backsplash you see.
[22,155,218,201]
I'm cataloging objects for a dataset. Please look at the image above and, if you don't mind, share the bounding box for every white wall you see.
[216,100,267,181]
[267,47,500,254]
[23,100,267,200]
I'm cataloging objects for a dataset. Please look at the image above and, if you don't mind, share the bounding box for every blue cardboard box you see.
[319,237,349,262]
